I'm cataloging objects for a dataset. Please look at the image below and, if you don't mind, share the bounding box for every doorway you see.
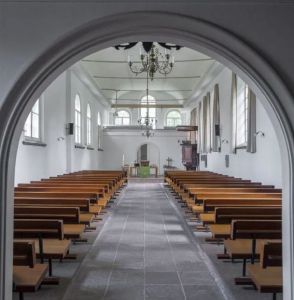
[1,12,293,299]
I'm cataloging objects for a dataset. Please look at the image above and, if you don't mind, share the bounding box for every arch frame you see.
[165,109,183,127]
[0,11,293,299]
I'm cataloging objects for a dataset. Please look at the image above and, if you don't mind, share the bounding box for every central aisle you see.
[63,182,226,300]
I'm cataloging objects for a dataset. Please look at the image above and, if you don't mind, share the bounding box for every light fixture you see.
[138,72,157,138]
[128,44,175,81]
[113,90,119,117]
[254,131,265,137]
[114,42,182,52]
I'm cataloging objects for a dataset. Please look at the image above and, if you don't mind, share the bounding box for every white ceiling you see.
[80,42,215,107]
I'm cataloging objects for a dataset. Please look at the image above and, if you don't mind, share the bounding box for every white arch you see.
[0,12,293,299]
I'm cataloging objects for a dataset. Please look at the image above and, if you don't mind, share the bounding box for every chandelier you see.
[128,44,175,81]
[113,90,119,117]
[138,72,157,138]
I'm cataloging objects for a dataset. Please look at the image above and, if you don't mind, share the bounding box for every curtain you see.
[201,95,208,153]
[212,84,221,152]
[231,73,237,153]
[246,89,257,153]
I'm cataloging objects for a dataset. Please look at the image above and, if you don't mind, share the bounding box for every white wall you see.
[191,67,283,187]
[15,69,108,184]
[101,128,187,175]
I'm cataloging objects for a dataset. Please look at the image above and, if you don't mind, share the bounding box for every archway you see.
[137,142,161,176]
[1,12,293,299]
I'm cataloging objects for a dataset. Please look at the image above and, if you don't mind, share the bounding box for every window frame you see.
[114,110,131,126]
[166,110,182,127]
[23,98,42,142]
[74,94,82,145]
[86,103,92,146]
[97,111,102,149]
[235,80,249,149]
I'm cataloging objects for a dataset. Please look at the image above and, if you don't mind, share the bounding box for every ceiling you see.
[80,42,215,108]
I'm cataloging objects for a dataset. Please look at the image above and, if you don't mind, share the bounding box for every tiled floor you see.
[62,182,227,300]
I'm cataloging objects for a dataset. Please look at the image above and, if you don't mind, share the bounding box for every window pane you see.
[75,95,81,111]
[149,108,156,118]
[122,117,130,125]
[32,100,39,114]
[32,113,39,138]
[118,110,129,117]
[87,104,91,118]
[166,119,173,127]
[141,108,147,118]
[115,118,122,125]
[75,109,81,144]
[97,112,101,125]
[24,113,32,137]
[235,78,248,146]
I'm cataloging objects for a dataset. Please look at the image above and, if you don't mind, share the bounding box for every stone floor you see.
[14,181,282,300]
[62,182,226,300]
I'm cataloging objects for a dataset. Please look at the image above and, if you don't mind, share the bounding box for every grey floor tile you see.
[145,272,180,285]
[109,269,144,285]
[145,284,185,300]
[104,285,144,300]
[183,285,225,300]
[179,271,215,285]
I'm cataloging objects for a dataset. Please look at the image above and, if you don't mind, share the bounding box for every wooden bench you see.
[14,197,92,212]
[200,207,282,225]
[222,220,282,279]
[193,198,282,214]
[247,241,282,300]
[13,241,49,300]
[14,218,85,241]
[14,219,74,276]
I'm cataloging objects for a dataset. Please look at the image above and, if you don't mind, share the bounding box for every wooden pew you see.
[14,217,85,241]
[14,205,94,228]
[14,197,91,212]
[200,207,282,225]
[195,193,282,201]
[247,241,282,300]
[193,198,281,214]
[14,219,74,276]
[13,241,49,300]
[222,220,282,280]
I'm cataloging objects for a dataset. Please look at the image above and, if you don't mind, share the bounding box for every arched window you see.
[166,110,182,127]
[233,76,249,148]
[140,95,156,128]
[114,110,130,125]
[86,104,92,145]
[74,94,82,144]
[97,112,102,148]
[24,99,41,140]
[97,112,101,126]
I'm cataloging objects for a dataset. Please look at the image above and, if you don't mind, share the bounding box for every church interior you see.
[12,41,283,300]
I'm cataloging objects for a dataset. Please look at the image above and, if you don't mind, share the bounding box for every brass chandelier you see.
[128,44,175,81]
